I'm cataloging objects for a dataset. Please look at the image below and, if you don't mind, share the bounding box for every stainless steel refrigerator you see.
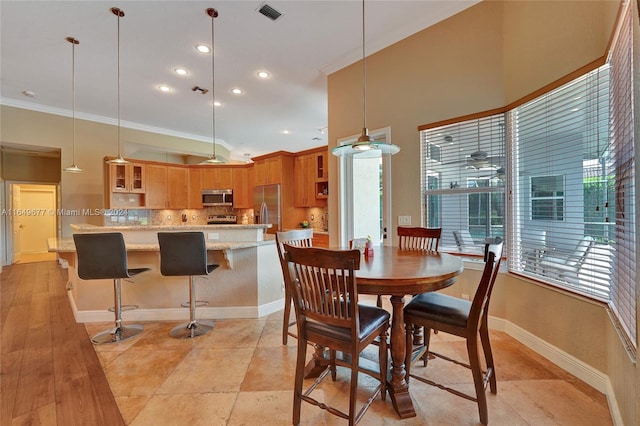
[253,184,281,234]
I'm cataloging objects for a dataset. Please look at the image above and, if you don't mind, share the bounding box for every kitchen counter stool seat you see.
[73,232,150,344]
[158,232,219,338]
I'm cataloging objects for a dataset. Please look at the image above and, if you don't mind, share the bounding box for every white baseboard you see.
[489,316,623,425]
[69,292,286,323]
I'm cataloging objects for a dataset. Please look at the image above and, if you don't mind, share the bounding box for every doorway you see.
[336,127,393,247]
[7,183,58,264]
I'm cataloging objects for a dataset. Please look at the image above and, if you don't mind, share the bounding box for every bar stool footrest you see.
[179,300,209,308]
[108,304,139,313]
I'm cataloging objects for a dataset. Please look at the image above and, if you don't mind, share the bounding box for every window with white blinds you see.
[421,114,506,254]
[419,5,635,348]
[508,66,613,301]
[607,7,635,348]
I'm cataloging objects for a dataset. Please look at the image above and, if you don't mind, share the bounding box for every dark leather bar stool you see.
[157,232,219,338]
[73,232,149,344]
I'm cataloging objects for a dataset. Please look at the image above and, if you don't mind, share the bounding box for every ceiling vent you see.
[257,3,282,21]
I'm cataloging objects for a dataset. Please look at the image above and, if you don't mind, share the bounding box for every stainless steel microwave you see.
[202,189,233,207]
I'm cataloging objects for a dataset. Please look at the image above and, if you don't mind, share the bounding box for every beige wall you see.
[0,106,230,236]
[328,1,634,424]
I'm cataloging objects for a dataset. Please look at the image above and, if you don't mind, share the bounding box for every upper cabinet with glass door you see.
[109,162,145,193]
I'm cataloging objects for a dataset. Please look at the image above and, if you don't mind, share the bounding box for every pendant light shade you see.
[63,36,83,173]
[200,7,224,165]
[106,7,129,165]
[332,0,400,158]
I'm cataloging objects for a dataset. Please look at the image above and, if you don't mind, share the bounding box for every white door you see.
[15,184,57,254]
[336,127,393,247]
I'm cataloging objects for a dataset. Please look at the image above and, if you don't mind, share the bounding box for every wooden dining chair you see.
[283,245,390,426]
[398,226,443,343]
[398,226,442,251]
[403,238,503,425]
[275,229,313,345]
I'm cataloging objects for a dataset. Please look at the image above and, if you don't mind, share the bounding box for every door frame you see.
[2,181,61,266]
[335,126,393,247]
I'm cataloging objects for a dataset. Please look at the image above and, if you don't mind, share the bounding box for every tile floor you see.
[87,297,612,426]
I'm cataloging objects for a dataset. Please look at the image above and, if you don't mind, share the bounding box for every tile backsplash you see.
[103,207,254,226]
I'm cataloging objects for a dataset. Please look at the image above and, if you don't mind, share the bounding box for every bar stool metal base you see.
[91,324,144,344]
[170,320,215,339]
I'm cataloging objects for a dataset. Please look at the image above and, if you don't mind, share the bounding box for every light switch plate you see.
[398,215,411,226]
[208,232,219,240]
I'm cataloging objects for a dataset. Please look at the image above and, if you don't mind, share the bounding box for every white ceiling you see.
[0,1,477,161]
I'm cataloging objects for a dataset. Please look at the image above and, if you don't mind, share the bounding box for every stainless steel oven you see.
[202,189,233,207]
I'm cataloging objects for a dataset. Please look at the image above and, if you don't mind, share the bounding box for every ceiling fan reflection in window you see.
[443,120,505,171]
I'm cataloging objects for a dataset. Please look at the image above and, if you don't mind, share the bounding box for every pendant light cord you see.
[117,9,122,157]
[210,8,217,159]
[361,0,367,131]
[71,39,77,163]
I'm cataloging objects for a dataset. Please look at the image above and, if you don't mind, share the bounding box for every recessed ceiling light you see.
[231,88,243,95]
[283,130,290,134]
[211,100,222,107]
[174,67,189,76]
[158,84,172,92]
[22,90,35,97]
[196,44,211,53]
[257,70,270,79]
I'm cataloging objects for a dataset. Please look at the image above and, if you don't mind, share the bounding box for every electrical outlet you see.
[398,215,411,226]
[207,232,219,240]
[167,214,172,220]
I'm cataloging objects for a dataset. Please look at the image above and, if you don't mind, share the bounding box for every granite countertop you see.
[70,223,271,232]
[48,237,273,253]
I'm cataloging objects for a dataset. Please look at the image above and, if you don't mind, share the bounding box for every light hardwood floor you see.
[1,261,613,425]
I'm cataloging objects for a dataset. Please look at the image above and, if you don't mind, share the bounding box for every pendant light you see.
[200,7,224,164]
[332,0,400,157]
[106,7,129,165]
[63,37,83,173]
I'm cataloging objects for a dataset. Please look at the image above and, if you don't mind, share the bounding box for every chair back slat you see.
[398,227,442,251]
[284,245,360,330]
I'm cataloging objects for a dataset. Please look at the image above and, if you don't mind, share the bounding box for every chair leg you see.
[422,327,432,367]
[293,336,308,426]
[467,336,489,425]
[349,353,359,426]
[91,278,143,344]
[376,295,383,308]
[379,330,388,401]
[283,286,292,345]
[480,316,497,394]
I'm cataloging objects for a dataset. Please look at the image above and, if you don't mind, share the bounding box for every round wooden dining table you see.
[304,246,464,419]
[359,246,463,418]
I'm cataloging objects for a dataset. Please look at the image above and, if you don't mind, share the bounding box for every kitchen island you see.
[49,224,284,324]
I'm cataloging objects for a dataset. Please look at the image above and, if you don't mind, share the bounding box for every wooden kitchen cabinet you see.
[167,166,188,209]
[202,167,233,189]
[144,164,168,209]
[294,154,315,207]
[232,166,251,208]
[109,162,145,193]
[254,156,282,185]
[294,148,328,207]
[315,151,328,181]
[145,164,189,209]
[312,233,329,248]
[188,168,203,209]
